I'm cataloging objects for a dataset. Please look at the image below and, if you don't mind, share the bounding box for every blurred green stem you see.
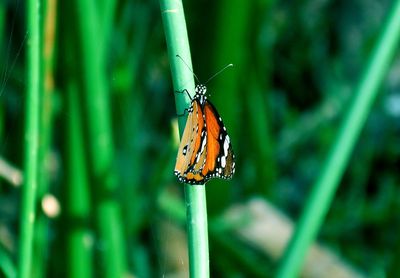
[160,0,210,277]
[277,1,400,277]
[71,0,127,276]
[18,0,41,276]
[61,7,94,275]
[33,0,57,276]
[66,80,93,278]
[98,0,116,51]
[207,0,251,213]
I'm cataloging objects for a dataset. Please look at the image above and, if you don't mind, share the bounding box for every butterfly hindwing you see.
[201,101,235,181]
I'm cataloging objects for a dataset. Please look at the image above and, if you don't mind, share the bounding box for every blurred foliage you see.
[0,0,399,277]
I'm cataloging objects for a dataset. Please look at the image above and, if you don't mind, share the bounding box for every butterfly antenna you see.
[176,55,200,83]
[204,63,233,85]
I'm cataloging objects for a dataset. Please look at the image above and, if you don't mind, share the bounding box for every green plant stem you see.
[66,80,93,278]
[33,0,57,276]
[159,1,193,129]
[60,9,94,275]
[277,2,400,277]
[207,0,251,214]
[59,5,94,276]
[158,190,270,277]
[37,0,56,197]
[98,0,116,52]
[71,0,127,277]
[184,186,209,277]
[18,0,41,276]
[160,0,210,277]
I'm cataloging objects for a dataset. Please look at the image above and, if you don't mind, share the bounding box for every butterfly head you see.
[195,84,207,104]
[195,84,207,95]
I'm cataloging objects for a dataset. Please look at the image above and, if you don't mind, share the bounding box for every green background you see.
[0,0,399,277]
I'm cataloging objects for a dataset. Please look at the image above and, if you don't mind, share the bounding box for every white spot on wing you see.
[223,136,230,155]
[219,135,230,168]
[195,136,207,164]
[221,156,226,168]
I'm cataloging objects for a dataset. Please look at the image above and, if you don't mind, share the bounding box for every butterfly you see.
[174,82,235,185]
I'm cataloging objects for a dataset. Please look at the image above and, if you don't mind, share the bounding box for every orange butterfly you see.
[174,82,235,185]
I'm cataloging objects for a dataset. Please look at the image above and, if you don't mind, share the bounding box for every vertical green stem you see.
[159,0,210,277]
[71,0,127,277]
[37,0,56,197]
[65,80,93,278]
[61,8,94,275]
[159,1,193,129]
[277,1,400,277]
[98,0,116,51]
[33,0,57,276]
[18,0,41,276]
[184,186,209,277]
[207,0,251,213]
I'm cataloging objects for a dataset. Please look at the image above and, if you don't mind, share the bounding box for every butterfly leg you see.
[175,89,193,116]
[176,108,190,117]
[175,89,193,101]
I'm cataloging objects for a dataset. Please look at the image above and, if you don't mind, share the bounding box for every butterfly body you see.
[174,84,235,185]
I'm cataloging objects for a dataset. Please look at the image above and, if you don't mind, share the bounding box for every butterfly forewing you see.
[189,101,205,166]
[174,100,206,183]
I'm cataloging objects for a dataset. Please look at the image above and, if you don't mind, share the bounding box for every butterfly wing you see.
[201,100,235,181]
[174,100,206,184]
[174,98,235,184]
